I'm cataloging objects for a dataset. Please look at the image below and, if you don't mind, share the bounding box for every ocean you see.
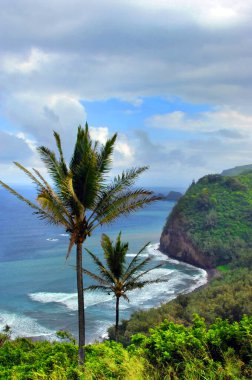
[0,186,207,343]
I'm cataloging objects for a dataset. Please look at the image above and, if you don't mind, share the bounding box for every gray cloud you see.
[1,0,252,186]
[0,131,33,162]
[0,1,252,107]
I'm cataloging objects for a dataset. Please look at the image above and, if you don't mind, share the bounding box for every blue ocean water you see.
[0,187,207,342]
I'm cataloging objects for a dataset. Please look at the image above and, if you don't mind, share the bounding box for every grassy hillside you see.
[161,172,252,267]
[221,164,252,176]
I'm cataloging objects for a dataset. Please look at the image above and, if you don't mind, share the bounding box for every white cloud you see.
[147,107,252,135]
[89,127,134,167]
[114,135,135,167]
[89,127,109,145]
[2,48,53,74]
[1,0,252,186]
[2,93,87,159]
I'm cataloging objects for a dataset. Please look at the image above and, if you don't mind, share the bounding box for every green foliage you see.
[164,171,252,267]
[130,315,252,379]
[217,265,230,272]
[0,338,144,380]
[85,340,144,379]
[111,268,252,345]
[56,330,76,344]
[0,338,79,379]
[1,317,251,379]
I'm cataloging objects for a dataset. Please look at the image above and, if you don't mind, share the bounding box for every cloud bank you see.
[0,0,252,186]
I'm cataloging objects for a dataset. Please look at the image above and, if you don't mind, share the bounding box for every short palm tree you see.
[0,124,159,364]
[83,232,164,341]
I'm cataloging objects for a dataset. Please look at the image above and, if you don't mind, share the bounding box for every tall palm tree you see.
[83,232,164,341]
[0,124,159,364]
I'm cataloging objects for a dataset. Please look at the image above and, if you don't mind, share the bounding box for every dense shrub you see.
[163,171,252,266]
[0,337,144,379]
[130,315,252,379]
[111,268,252,345]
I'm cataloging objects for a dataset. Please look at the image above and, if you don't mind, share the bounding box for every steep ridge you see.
[160,172,252,268]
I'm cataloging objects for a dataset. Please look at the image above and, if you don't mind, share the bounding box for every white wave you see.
[0,311,55,340]
[126,253,149,258]
[46,238,59,242]
[146,243,178,262]
[183,269,208,293]
[60,234,69,237]
[28,241,208,335]
[119,260,207,310]
[29,291,113,311]
[88,320,113,343]
[126,243,169,261]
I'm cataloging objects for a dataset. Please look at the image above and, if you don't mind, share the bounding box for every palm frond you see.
[124,263,164,286]
[53,131,68,175]
[97,133,117,175]
[92,190,160,227]
[122,255,153,283]
[121,293,129,302]
[72,154,100,208]
[85,248,116,284]
[37,146,65,186]
[123,242,150,281]
[86,167,150,225]
[0,181,65,225]
[70,124,91,170]
[0,181,42,211]
[60,174,85,220]
[37,191,71,228]
[112,167,149,189]
[69,125,102,208]
[13,162,45,190]
[66,232,77,260]
[33,168,74,223]
[84,285,112,293]
[82,268,110,287]
[124,278,165,292]
[101,233,114,258]
[101,233,128,278]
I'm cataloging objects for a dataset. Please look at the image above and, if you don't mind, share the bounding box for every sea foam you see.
[29,291,113,311]
[0,311,55,340]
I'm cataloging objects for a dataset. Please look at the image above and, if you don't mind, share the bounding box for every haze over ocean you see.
[0,187,207,342]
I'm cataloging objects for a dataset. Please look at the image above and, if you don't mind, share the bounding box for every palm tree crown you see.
[0,124,160,363]
[83,232,164,340]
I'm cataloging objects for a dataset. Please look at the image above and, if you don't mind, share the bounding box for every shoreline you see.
[30,255,215,344]
[8,253,216,343]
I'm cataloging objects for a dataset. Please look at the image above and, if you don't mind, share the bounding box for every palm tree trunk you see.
[76,242,85,365]
[115,296,120,342]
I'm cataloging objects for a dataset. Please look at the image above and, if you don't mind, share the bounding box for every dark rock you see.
[159,213,214,269]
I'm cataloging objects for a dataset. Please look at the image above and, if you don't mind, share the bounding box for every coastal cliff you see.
[160,172,252,269]
[160,212,214,268]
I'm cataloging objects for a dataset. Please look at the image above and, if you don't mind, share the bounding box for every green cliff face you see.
[160,172,252,268]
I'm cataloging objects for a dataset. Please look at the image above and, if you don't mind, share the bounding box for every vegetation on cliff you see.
[221,164,252,176]
[160,172,252,268]
[105,170,252,377]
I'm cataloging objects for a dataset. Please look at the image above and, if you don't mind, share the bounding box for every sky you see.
[0,0,252,188]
